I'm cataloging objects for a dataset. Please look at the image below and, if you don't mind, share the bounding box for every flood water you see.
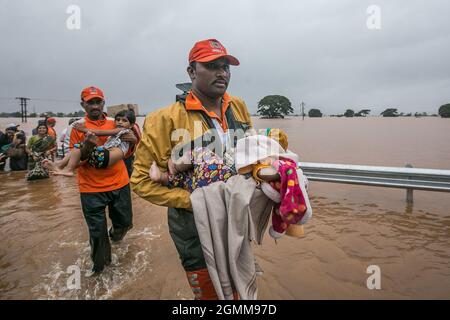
[1,116,450,299]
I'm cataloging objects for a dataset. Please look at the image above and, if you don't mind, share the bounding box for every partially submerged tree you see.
[355,109,371,117]
[308,108,323,118]
[257,95,293,118]
[344,109,355,117]
[438,104,450,118]
[380,108,399,117]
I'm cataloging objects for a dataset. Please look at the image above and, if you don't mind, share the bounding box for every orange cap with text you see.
[189,39,240,66]
[81,86,105,102]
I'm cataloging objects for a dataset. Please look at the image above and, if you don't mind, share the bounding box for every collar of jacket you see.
[185,91,231,130]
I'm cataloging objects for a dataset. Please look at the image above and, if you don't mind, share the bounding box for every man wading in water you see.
[131,39,252,299]
[69,86,137,276]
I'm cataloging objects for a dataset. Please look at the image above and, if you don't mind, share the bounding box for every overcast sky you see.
[1,0,449,116]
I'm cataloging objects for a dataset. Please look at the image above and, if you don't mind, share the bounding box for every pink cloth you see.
[270,158,307,236]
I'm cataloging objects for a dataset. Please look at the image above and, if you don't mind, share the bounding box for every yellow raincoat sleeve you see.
[130,109,192,210]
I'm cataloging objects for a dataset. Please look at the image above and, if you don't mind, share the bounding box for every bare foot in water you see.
[43,159,74,177]
[149,161,168,185]
[42,159,68,175]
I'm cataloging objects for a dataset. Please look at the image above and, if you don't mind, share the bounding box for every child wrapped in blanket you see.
[43,110,136,176]
[150,128,312,239]
[149,128,279,192]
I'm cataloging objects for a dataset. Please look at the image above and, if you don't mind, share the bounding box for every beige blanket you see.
[190,175,273,300]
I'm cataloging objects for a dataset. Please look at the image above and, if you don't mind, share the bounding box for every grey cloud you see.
[0,0,449,116]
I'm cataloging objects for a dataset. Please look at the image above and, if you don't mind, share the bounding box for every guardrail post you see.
[405,163,413,204]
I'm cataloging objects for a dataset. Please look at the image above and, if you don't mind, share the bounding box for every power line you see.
[1,96,77,122]
[31,98,78,103]
[0,96,78,103]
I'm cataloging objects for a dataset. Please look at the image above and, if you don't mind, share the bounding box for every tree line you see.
[2,100,450,119]
[0,110,86,118]
[256,95,450,118]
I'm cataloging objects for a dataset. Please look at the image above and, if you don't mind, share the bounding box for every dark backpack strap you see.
[224,106,252,148]
[195,110,216,130]
[225,107,236,131]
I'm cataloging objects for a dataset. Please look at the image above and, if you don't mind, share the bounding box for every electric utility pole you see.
[300,101,305,120]
[15,97,31,123]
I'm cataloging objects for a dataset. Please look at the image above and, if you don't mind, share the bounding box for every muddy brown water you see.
[1,117,449,299]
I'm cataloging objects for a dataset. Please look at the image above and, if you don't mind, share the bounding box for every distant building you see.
[106,104,139,117]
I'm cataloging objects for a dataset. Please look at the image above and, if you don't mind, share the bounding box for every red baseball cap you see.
[46,117,56,124]
[189,39,240,66]
[81,86,105,102]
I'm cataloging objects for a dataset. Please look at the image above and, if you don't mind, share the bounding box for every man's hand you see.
[80,132,99,160]
[73,122,88,133]
[121,132,137,144]
[84,132,99,144]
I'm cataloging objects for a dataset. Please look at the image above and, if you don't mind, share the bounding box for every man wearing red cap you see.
[46,117,57,139]
[131,39,253,299]
[68,86,137,275]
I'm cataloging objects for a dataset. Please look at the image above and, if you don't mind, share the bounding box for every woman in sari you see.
[26,123,55,180]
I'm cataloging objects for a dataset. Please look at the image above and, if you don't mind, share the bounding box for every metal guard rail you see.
[297,162,450,203]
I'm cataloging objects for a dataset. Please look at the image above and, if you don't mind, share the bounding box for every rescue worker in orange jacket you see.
[131,39,253,299]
